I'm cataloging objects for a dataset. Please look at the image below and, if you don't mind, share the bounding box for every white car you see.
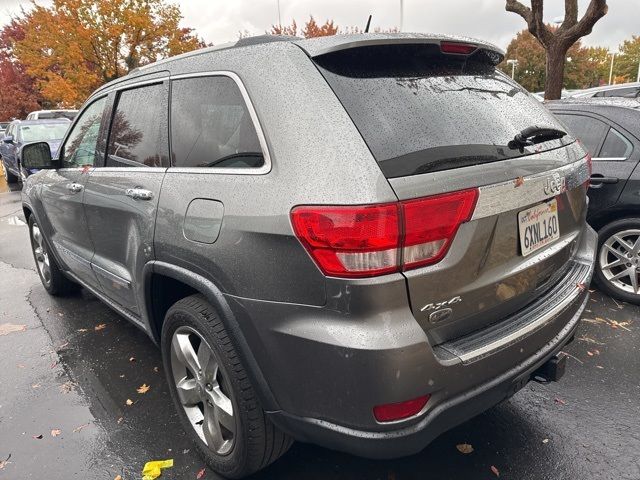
[570,82,640,99]
[25,109,78,121]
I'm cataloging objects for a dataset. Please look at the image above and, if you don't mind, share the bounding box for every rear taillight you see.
[291,188,478,278]
[440,41,478,55]
[402,189,478,269]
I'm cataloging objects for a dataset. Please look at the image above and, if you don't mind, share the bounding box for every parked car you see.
[548,98,640,304]
[0,121,9,137]
[570,82,640,99]
[0,119,70,183]
[25,109,78,121]
[20,34,596,478]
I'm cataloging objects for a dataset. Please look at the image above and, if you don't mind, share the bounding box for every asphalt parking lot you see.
[1,179,639,480]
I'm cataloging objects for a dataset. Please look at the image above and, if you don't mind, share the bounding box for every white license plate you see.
[518,199,560,257]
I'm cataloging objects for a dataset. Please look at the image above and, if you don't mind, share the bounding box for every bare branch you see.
[560,0,579,29]
[565,0,608,44]
[505,0,531,22]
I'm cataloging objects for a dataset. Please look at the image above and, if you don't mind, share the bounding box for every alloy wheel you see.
[31,223,51,287]
[599,229,640,296]
[170,326,236,455]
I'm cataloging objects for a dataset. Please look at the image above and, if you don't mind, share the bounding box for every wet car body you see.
[20,34,596,477]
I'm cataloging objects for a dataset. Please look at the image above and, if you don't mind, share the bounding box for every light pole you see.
[276,0,282,29]
[399,0,404,32]
[506,59,518,79]
[637,59,640,83]
[608,51,617,85]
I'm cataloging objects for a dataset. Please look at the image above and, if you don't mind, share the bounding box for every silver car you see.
[20,34,596,478]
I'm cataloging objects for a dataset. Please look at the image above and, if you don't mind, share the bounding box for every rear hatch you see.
[311,39,590,344]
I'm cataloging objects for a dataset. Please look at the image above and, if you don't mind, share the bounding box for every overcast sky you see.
[0,0,637,51]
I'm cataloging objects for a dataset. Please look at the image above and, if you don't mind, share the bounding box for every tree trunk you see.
[545,45,567,100]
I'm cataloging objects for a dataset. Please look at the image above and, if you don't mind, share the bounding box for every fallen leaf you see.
[57,312,64,317]
[514,176,524,187]
[51,429,61,437]
[16,364,25,369]
[576,282,586,291]
[0,323,26,336]
[129,357,136,362]
[456,443,474,454]
[542,438,549,444]
[33,434,43,439]
[72,423,90,433]
[32,383,40,389]
[0,454,11,470]
[57,342,69,350]
[596,365,604,369]
[94,324,107,331]
[491,465,500,477]
[554,397,566,405]
[587,351,594,356]
[137,384,151,394]
[196,468,206,479]
[59,381,74,394]
[77,328,89,333]
[154,367,159,373]
[126,399,134,406]
[119,374,125,378]
[50,361,57,369]
[117,417,124,424]
[114,476,123,480]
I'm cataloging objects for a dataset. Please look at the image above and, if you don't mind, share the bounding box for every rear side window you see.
[605,87,639,97]
[314,44,572,178]
[600,128,633,158]
[555,114,608,156]
[106,83,169,168]
[170,76,264,169]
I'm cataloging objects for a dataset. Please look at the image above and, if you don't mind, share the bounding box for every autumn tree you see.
[10,0,204,107]
[506,0,608,100]
[0,20,41,119]
[615,36,640,83]
[270,16,338,38]
[501,29,610,92]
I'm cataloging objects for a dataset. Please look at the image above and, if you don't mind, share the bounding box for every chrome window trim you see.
[167,71,272,175]
[471,156,591,221]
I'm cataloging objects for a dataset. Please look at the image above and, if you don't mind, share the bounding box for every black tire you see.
[161,294,292,478]
[28,215,79,296]
[2,160,18,184]
[593,217,640,305]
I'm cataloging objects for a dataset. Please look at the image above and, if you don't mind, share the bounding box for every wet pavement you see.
[0,184,639,480]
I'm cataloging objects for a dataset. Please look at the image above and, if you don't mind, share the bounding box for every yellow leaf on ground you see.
[51,429,61,437]
[142,459,174,480]
[125,399,134,406]
[94,324,107,331]
[137,384,151,394]
[456,443,474,454]
[0,323,26,336]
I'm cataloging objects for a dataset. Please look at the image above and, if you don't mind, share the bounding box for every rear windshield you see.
[20,123,68,142]
[315,44,573,178]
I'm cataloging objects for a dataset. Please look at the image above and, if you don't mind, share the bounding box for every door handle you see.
[589,175,619,188]
[125,188,154,200]
[67,183,83,193]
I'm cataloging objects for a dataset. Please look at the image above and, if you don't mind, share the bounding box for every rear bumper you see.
[267,295,585,458]
[228,226,596,458]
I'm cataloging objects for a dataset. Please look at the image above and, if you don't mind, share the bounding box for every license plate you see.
[518,199,560,257]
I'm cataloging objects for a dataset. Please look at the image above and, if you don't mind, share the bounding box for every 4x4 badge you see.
[421,295,462,312]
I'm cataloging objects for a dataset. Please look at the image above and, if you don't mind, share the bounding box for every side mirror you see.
[21,142,56,169]
[3,135,14,143]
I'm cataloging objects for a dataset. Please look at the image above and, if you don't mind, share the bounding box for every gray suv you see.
[20,34,596,478]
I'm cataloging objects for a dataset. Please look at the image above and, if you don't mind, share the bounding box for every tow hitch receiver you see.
[532,352,568,383]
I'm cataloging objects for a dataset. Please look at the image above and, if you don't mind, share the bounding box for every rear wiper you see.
[508,125,567,150]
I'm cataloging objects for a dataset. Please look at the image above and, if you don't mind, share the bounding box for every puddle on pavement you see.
[2,215,26,226]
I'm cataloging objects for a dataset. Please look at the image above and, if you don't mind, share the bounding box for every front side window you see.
[600,127,633,158]
[61,97,107,167]
[106,83,169,168]
[170,76,264,169]
[555,113,608,157]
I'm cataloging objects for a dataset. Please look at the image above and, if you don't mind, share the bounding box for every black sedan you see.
[548,98,640,304]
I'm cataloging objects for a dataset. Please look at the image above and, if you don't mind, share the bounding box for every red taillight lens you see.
[585,152,593,176]
[373,395,430,422]
[440,41,478,55]
[291,189,478,278]
[402,189,478,269]
[290,203,400,278]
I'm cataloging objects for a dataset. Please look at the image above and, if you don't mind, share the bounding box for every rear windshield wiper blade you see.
[508,125,567,150]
